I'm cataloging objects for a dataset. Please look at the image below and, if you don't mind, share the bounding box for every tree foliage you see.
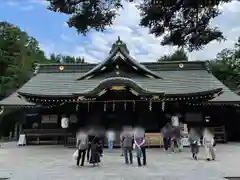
[209,38,240,90]
[46,0,233,51]
[49,53,85,63]
[158,48,188,61]
[0,21,51,100]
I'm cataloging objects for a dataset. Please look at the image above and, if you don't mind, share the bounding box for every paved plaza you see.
[0,143,240,180]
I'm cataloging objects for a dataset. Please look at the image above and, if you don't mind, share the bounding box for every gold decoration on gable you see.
[151,95,159,100]
[111,86,125,91]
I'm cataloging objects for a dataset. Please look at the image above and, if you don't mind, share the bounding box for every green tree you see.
[0,21,50,100]
[158,48,188,61]
[49,53,61,63]
[45,0,231,51]
[209,41,240,90]
[49,53,85,63]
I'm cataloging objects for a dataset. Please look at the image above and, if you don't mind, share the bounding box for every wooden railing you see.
[213,126,227,143]
[23,129,72,145]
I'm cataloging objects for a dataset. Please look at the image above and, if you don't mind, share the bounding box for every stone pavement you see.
[0,142,240,180]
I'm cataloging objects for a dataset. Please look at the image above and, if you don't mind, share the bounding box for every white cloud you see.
[60,34,73,42]
[39,42,56,57]
[42,1,240,63]
[20,5,34,11]
[219,0,240,13]
[6,1,18,6]
[63,22,68,27]
[28,0,49,6]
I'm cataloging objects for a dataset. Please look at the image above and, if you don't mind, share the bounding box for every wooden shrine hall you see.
[0,37,240,146]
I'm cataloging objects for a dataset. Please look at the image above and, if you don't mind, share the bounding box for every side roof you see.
[0,93,35,107]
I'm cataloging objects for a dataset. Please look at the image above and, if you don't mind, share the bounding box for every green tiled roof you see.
[0,43,240,105]
[0,93,35,106]
[10,62,238,103]
[1,60,240,105]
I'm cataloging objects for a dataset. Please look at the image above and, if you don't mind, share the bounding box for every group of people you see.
[76,129,103,167]
[161,122,216,161]
[75,116,216,168]
[189,127,216,161]
[105,127,147,167]
[119,127,147,166]
[75,127,147,167]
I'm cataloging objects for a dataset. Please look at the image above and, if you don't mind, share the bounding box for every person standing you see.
[76,131,88,167]
[188,128,200,160]
[89,136,101,166]
[203,128,216,161]
[171,114,182,152]
[120,131,124,156]
[122,129,133,164]
[106,129,115,152]
[134,134,146,166]
[171,113,180,127]
[161,123,171,151]
[87,128,95,162]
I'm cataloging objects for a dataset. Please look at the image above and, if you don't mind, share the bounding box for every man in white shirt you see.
[171,115,179,127]
[170,114,182,152]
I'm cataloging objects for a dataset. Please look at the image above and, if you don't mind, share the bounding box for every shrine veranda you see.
[0,37,240,145]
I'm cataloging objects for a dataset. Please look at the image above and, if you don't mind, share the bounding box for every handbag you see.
[133,143,136,149]
[73,150,78,160]
[135,147,142,157]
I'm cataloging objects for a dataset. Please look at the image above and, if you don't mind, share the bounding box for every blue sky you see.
[1,0,240,63]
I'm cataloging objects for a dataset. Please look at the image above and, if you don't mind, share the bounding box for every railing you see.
[213,126,227,143]
[23,129,72,145]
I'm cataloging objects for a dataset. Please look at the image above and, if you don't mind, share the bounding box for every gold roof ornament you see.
[111,86,125,91]
[178,63,184,68]
[59,66,64,71]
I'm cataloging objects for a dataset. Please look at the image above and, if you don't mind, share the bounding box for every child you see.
[188,128,200,160]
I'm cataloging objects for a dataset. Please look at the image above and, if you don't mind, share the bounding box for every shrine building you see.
[0,37,240,146]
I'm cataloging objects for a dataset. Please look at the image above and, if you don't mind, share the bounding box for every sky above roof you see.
[1,0,240,63]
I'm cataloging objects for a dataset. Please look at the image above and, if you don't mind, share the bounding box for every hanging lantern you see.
[124,101,127,111]
[104,101,107,111]
[149,100,152,111]
[112,100,115,111]
[162,100,165,111]
[133,101,135,111]
[76,103,79,111]
[61,116,69,129]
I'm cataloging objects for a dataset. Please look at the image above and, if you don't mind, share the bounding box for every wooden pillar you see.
[13,122,19,140]
[57,105,61,128]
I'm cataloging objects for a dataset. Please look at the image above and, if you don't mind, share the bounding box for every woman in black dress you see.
[89,137,102,166]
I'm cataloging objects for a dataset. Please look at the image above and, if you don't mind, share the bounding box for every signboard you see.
[145,133,163,147]
[181,137,190,147]
[42,115,57,123]
[17,134,26,146]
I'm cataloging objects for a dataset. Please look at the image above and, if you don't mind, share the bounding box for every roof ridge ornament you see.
[109,36,130,54]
